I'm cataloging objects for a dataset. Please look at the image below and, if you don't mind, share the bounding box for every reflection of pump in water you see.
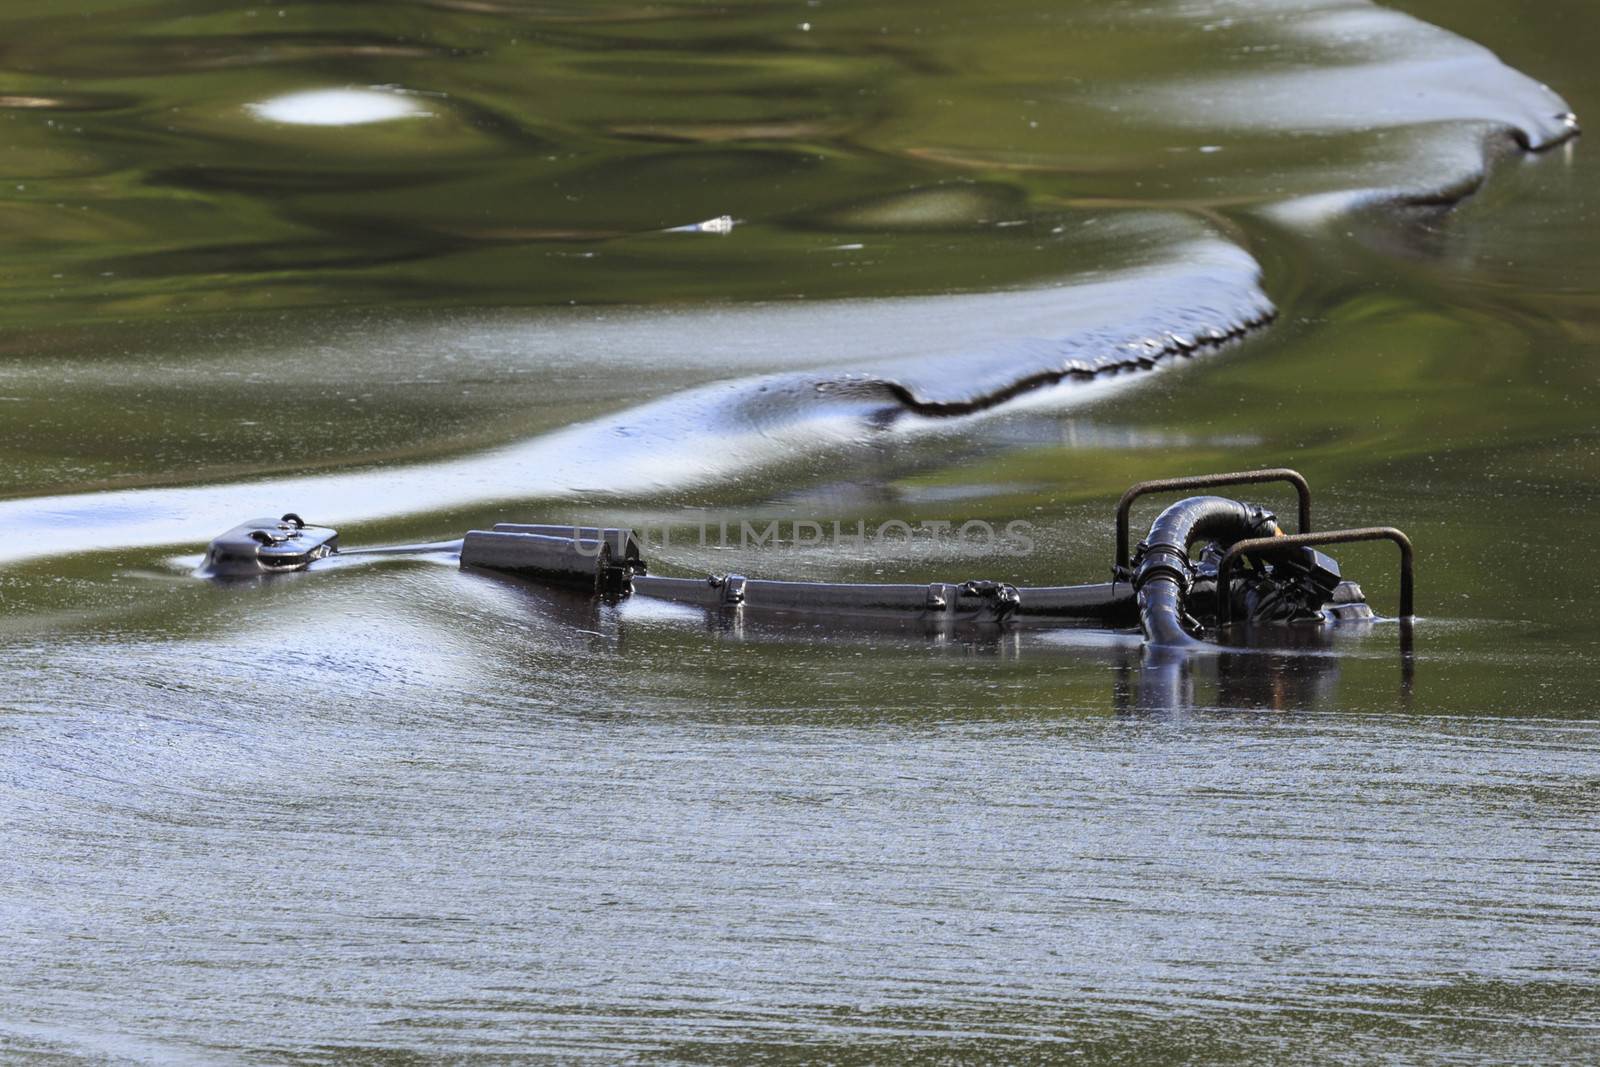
[1114,639,1355,716]
[200,468,1413,653]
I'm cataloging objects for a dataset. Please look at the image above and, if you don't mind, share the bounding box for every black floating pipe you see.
[462,530,632,594]
[1011,582,1137,626]
[1132,495,1280,648]
[1116,468,1312,571]
[1216,527,1414,625]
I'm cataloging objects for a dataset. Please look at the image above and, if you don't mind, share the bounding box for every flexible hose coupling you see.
[1131,543,1194,595]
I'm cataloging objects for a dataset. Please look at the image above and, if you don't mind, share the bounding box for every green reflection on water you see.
[3,0,1600,1061]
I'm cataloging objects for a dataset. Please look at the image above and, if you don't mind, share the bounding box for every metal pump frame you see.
[1115,468,1313,571]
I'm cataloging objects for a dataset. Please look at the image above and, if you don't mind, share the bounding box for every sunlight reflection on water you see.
[245,87,431,126]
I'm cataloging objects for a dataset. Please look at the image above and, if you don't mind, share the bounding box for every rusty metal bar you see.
[1215,527,1414,625]
[1115,469,1312,570]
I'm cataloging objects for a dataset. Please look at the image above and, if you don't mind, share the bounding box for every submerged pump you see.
[202,468,1414,648]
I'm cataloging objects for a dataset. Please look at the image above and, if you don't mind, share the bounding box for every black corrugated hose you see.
[1131,496,1279,647]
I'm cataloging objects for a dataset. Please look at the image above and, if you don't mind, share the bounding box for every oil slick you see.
[0,241,1257,566]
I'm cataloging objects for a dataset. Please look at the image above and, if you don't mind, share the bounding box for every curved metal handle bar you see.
[1115,469,1313,570]
[1215,527,1414,626]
